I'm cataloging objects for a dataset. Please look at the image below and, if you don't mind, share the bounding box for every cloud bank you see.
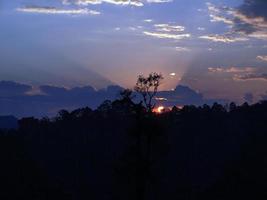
[0,81,226,117]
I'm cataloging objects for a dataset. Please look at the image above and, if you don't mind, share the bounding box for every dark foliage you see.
[1,98,267,199]
[0,115,18,129]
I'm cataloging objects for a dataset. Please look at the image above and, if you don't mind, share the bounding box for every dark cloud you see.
[40,85,69,96]
[206,0,267,40]
[0,81,31,97]
[0,81,227,118]
[0,82,125,118]
[233,0,267,37]
[239,0,267,20]
[232,18,257,34]
[157,85,204,106]
[156,85,227,107]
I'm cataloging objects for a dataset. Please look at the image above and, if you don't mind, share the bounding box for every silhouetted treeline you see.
[1,99,267,200]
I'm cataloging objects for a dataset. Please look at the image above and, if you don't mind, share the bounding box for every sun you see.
[156,106,165,113]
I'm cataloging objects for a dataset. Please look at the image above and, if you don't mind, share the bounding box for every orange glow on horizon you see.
[155,106,165,113]
[153,105,183,114]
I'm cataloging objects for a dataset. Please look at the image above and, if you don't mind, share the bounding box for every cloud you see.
[128,26,137,31]
[248,32,267,40]
[0,81,32,97]
[206,2,234,25]
[236,0,267,24]
[146,0,172,3]
[63,0,173,7]
[206,1,267,40]
[154,24,185,32]
[197,27,205,31]
[205,3,251,42]
[175,47,190,52]
[230,10,267,39]
[208,67,255,73]
[0,81,227,117]
[207,66,267,83]
[206,2,220,13]
[143,22,190,41]
[257,55,267,62]
[17,6,100,15]
[233,73,267,81]
[199,34,249,43]
[143,31,190,40]
[0,82,125,117]
[144,19,153,23]
[232,11,267,30]
[76,0,144,6]
[209,14,234,25]
[156,85,227,106]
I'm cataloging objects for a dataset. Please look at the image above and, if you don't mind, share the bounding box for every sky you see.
[1,0,267,103]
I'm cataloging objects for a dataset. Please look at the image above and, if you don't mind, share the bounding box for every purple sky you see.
[0,0,267,103]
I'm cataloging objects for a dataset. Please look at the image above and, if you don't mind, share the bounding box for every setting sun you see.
[156,106,165,113]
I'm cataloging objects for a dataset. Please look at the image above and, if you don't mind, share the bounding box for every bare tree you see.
[134,72,163,112]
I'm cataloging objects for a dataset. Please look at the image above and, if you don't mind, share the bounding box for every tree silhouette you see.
[3,87,267,200]
[119,89,135,101]
[111,89,137,114]
[134,72,163,112]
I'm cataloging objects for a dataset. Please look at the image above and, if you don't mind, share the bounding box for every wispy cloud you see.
[208,67,267,82]
[206,2,220,13]
[144,19,153,23]
[128,26,137,31]
[175,46,190,52]
[208,67,255,73]
[204,2,256,44]
[17,6,100,15]
[143,22,190,41]
[230,10,267,40]
[197,27,205,31]
[257,55,267,62]
[206,2,234,25]
[209,14,234,25]
[248,32,267,40]
[154,24,185,32]
[146,0,172,3]
[77,0,143,6]
[63,0,173,7]
[233,73,267,81]
[199,34,248,43]
[206,1,267,41]
[143,31,190,40]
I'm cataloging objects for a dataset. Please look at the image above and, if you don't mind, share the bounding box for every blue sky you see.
[1,0,267,102]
